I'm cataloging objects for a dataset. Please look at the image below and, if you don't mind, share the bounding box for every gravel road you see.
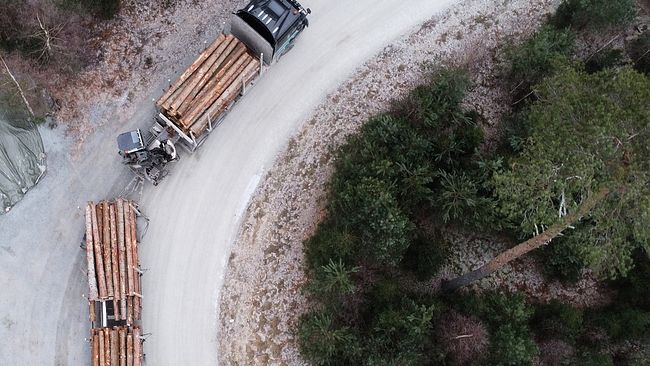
[0,0,455,365]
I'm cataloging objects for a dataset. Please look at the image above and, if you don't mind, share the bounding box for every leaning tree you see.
[444,66,650,290]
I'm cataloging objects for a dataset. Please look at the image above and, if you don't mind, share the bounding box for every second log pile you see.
[90,326,143,366]
[156,33,260,138]
[85,199,142,325]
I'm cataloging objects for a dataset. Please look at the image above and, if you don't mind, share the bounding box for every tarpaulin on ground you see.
[0,118,46,214]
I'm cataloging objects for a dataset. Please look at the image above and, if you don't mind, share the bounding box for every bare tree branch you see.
[0,53,35,118]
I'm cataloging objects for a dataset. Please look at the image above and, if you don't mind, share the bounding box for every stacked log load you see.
[90,326,143,366]
[85,199,142,325]
[156,34,260,138]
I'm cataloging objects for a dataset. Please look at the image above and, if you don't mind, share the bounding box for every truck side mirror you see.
[307,8,311,14]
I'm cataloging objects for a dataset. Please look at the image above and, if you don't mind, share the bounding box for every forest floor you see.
[214,0,619,364]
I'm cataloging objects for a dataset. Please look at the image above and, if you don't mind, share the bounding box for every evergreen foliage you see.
[551,0,637,30]
[494,67,650,278]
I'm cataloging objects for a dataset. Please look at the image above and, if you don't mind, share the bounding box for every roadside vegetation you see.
[298,1,650,365]
[0,0,122,121]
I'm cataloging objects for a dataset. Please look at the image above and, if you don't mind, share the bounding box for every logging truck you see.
[117,0,311,185]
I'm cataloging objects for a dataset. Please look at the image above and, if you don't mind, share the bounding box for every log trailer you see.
[117,0,311,185]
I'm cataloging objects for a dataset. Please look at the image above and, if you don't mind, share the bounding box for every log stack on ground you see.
[90,326,143,366]
[85,199,142,325]
[156,33,260,138]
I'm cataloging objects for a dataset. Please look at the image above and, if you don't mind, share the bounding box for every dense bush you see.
[627,31,650,76]
[541,231,587,282]
[298,310,359,365]
[595,307,650,340]
[507,26,574,93]
[332,177,414,266]
[304,220,358,269]
[551,0,637,30]
[488,324,539,366]
[531,300,584,343]
[574,351,614,366]
[585,48,625,73]
[401,231,450,280]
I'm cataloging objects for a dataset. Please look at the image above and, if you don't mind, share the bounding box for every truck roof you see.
[236,0,306,48]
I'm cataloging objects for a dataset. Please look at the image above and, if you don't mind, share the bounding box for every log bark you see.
[169,36,238,114]
[133,327,142,366]
[126,332,134,366]
[117,199,127,319]
[110,328,119,366]
[92,329,100,366]
[110,203,120,300]
[442,187,611,291]
[89,300,96,322]
[104,328,111,366]
[91,202,107,298]
[129,202,141,320]
[182,52,251,126]
[85,204,98,300]
[177,42,247,118]
[190,59,259,137]
[102,202,114,297]
[119,327,127,366]
[157,34,227,109]
[98,329,106,366]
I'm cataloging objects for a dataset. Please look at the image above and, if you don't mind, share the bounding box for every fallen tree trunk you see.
[442,187,611,291]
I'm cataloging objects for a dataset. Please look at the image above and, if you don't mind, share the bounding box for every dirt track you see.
[0,0,456,365]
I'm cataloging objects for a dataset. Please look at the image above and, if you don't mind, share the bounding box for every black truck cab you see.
[232,0,310,64]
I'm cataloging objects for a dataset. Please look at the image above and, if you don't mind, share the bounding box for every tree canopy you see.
[495,66,650,277]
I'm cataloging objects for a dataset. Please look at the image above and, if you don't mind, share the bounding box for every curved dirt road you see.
[140,0,455,364]
[0,1,455,365]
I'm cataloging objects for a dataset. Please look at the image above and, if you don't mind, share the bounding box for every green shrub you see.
[574,351,614,366]
[308,259,359,301]
[541,233,587,282]
[627,31,650,76]
[531,300,584,343]
[479,293,534,328]
[507,26,575,91]
[401,231,450,280]
[551,0,637,30]
[332,177,414,266]
[333,115,435,212]
[585,48,625,73]
[404,68,471,130]
[363,302,437,365]
[488,324,539,366]
[304,220,358,270]
[298,310,360,365]
[597,307,650,340]
[612,251,650,310]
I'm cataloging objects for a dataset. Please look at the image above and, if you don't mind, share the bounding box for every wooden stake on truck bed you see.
[177,42,247,118]
[91,202,108,299]
[157,34,227,110]
[85,204,98,301]
[182,52,252,127]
